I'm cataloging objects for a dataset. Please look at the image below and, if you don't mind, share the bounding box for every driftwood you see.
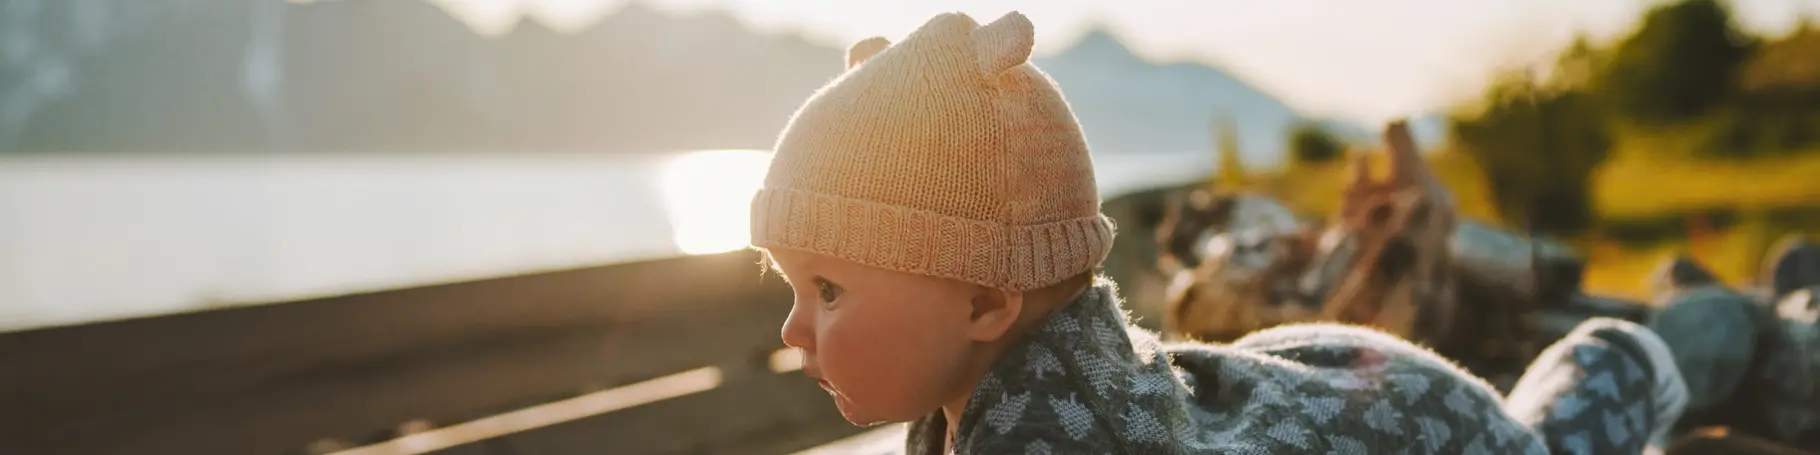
[1159,221,1323,342]
[1154,190,1300,275]
[1155,120,1649,386]
[1320,120,1464,345]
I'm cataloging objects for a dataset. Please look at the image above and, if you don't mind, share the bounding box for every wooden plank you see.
[0,251,797,455]
[792,424,910,455]
[423,371,869,455]
[330,367,728,455]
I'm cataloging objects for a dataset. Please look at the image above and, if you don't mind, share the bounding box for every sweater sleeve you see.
[1167,323,1549,454]
[1751,290,1820,447]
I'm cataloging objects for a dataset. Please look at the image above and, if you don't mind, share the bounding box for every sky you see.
[429,0,1820,124]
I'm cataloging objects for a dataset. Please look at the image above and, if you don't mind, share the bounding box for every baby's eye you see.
[814,278,843,308]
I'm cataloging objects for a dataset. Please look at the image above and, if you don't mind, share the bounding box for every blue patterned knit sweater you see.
[906,279,1548,454]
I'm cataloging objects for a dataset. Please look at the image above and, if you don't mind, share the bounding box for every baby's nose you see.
[780,302,815,351]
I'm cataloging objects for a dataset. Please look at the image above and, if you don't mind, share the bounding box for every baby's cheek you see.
[822,319,934,405]
[821,317,901,378]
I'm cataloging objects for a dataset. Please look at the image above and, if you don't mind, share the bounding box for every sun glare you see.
[659,149,774,255]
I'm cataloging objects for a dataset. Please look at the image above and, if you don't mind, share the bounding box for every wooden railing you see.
[0,250,870,455]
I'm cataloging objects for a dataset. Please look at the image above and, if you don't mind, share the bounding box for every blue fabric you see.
[908,279,1549,454]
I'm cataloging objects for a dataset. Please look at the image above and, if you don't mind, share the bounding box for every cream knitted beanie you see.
[749,11,1114,292]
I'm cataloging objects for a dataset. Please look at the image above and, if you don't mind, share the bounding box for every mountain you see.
[1,0,843,153]
[1035,29,1312,163]
[1405,113,1451,148]
[0,0,1385,159]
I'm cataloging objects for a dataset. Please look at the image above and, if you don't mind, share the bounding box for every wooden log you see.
[0,251,823,455]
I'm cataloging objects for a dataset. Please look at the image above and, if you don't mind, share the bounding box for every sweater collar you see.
[907,279,1190,454]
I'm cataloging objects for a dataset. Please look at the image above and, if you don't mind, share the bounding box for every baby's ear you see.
[846,37,890,69]
[966,287,1024,342]
[971,11,1035,75]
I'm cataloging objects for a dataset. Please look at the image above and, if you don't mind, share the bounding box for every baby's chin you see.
[831,395,883,426]
[828,393,903,427]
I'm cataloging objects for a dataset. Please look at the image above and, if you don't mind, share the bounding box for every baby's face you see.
[766,248,982,425]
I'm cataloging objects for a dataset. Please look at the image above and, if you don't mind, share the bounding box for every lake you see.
[0,150,1211,333]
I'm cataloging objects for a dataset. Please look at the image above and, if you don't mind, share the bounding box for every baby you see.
[751,11,1684,454]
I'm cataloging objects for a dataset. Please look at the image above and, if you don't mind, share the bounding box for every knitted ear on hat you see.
[846,37,890,69]
[971,11,1035,74]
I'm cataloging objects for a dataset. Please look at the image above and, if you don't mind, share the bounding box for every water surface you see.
[0,149,1208,332]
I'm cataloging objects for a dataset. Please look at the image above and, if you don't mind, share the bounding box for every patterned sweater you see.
[1659,285,1820,450]
[906,279,1547,454]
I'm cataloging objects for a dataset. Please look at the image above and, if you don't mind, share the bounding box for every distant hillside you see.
[1041,30,1299,162]
[0,0,1390,160]
[1,1,842,153]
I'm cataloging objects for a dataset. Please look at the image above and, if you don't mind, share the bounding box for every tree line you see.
[1281,0,1819,236]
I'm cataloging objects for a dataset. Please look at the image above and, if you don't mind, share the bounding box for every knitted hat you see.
[749,11,1114,292]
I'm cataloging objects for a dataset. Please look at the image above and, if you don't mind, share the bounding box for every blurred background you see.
[6,0,1820,330]
[1,0,1818,453]
[5,0,1819,332]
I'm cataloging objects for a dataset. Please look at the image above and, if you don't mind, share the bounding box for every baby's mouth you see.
[818,379,849,402]
[815,378,852,404]
[806,369,851,404]
[815,379,866,423]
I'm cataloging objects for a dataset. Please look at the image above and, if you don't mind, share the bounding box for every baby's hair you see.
[752,247,784,278]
